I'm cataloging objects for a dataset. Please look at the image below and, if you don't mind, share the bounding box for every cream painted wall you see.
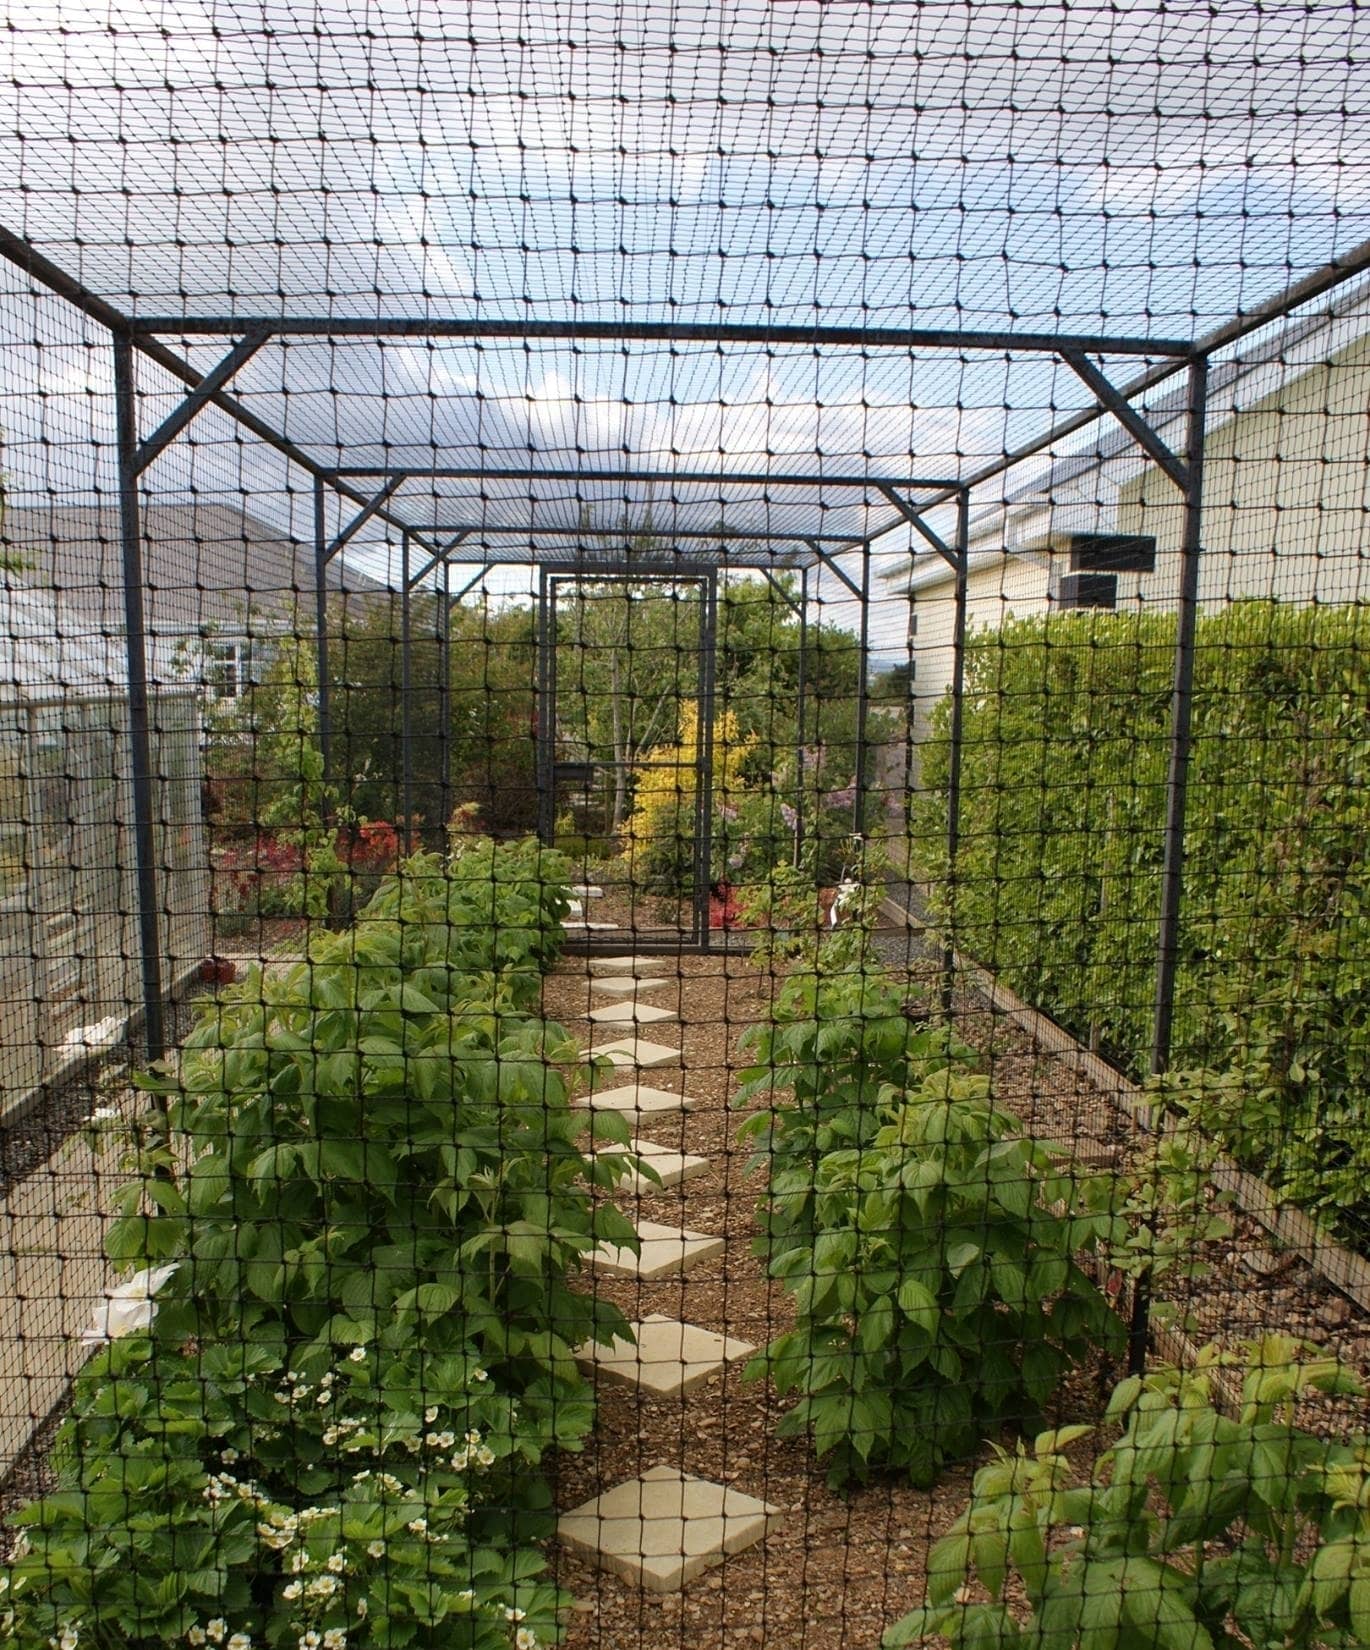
[1119,331,1370,609]
[904,330,1370,763]
[908,552,1049,742]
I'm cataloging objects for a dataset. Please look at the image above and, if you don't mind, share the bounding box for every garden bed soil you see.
[541,932,1370,1647]
[539,949,1120,1649]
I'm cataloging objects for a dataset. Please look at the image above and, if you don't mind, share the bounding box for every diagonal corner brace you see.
[407,529,474,590]
[323,475,408,563]
[805,539,864,600]
[876,483,964,569]
[131,325,273,478]
[1060,349,1189,494]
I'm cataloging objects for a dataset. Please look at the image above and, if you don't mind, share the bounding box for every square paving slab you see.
[570,885,604,898]
[591,1037,683,1069]
[576,1314,756,1396]
[591,1219,724,1280]
[587,1001,679,1028]
[557,1464,782,1592]
[588,955,675,976]
[578,1083,697,1119]
[589,974,669,995]
[601,1137,709,1193]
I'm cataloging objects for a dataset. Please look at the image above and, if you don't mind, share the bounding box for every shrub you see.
[623,702,754,895]
[0,849,629,1650]
[745,1071,1124,1488]
[885,1336,1369,1650]
[738,965,1122,1487]
[912,602,1370,1247]
[737,963,977,1261]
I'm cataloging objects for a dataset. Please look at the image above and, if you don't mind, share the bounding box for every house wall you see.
[907,553,1049,746]
[1118,330,1370,609]
[901,329,1370,778]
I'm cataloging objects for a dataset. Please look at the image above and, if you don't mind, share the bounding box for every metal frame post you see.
[111,334,167,1067]
[439,560,452,827]
[1129,354,1209,1374]
[794,567,809,868]
[696,574,719,950]
[942,490,972,1016]
[1150,355,1210,1078]
[693,572,720,951]
[400,531,414,834]
[535,570,556,845]
[853,543,873,839]
[313,476,334,799]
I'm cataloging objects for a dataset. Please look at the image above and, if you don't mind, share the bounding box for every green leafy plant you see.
[1101,1110,1234,1331]
[885,1336,1369,1650]
[745,1066,1125,1488]
[0,848,626,1650]
[912,602,1370,1248]
[736,962,977,1262]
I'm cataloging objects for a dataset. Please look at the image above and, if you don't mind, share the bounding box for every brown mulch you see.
[540,946,1119,1650]
[541,912,1370,1646]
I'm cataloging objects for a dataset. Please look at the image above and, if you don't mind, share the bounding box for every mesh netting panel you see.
[0,6,1367,1650]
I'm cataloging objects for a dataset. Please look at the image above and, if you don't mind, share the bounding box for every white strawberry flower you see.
[80,1265,177,1346]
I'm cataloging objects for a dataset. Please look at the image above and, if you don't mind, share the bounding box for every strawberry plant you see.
[746,1065,1124,1488]
[885,1336,1369,1650]
[0,848,621,1650]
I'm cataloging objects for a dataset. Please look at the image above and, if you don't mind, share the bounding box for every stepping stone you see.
[601,1137,709,1193]
[557,1464,782,1593]
[565,919,620,931]
[587,1001,679,1028]
[588,955,671,976]
[568,902,585,917]
[576,1314,755,1396]
[589,974,668,995]
[591,1219,724,1280]
[592,1037,682,1070]
[578,1082,697,1120]
[570,884,604,899]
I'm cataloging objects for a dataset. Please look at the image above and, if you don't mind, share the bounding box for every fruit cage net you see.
[0,5,1368,1650]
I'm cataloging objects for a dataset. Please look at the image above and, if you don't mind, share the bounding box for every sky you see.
[1,0,1368,655]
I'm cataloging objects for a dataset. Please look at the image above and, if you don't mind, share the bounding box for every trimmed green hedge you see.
[912,602,1370,1247]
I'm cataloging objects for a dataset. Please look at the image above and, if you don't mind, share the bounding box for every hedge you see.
[912,602,1370,1248]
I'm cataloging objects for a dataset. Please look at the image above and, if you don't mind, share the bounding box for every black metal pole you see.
[112,334,167,1068]
[1129,354,1209,1375]
[695,574,719,951]
[852,544,872,838]
[439,560,451,829]
[535,571,554,845]
[794,567,809,869]
[400,531,414,834]
[313,476,334,802]
[942,490,971,1017]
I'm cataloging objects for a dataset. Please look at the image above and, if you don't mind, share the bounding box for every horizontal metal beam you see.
[410,522,861,544]
[130,314,1192,357]
[325,464,961,492]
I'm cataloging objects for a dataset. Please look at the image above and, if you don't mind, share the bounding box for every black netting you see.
[0,6,1367,1649]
